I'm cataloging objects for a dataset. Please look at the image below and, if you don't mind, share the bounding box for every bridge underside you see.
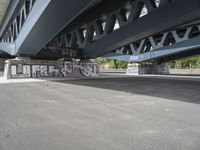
[0,0,10,25]
[0,0,199,63]
[103,21,200,63]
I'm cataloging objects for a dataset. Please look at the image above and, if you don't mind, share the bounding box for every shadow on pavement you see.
[52,76,200,104]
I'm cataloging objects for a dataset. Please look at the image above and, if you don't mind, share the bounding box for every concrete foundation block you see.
[0,58,6,71]
[126,63,170,75]
[4,59,99,79]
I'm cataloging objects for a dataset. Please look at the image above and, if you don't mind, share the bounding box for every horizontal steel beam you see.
[0,0,26,36]
[16,0,97,56]
[0,42,14,55]
[83,0,200,58]
[48,0,165,52]
[104,36,200,62]
[114,21,200,55]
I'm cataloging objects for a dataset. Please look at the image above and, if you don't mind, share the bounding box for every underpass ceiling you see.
[0,0,10,25]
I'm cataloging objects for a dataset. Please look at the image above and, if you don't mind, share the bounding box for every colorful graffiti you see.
[4,59,99,79]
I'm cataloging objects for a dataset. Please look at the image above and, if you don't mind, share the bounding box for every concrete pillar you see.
[126,63,140,75]
[0,58,6,70]
[4,58,99,79]
[126,63,170,75]
[0,58,7,77]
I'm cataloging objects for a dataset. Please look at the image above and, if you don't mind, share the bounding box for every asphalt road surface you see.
[0,74,200,150]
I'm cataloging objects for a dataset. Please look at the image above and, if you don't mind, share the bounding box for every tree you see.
[169,55,200,69]
[95,58,128,69]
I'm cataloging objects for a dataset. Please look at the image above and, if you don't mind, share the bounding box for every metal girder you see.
[0,0,200,62]
[140,37,200,62]
[0,0,36,44]
[0,0,28,38]
[0,42,14,55]
[47,0,167,54]
[158,47,200,62]
[114,21,200,55]
[104,21,200,62]
[0,0,10,25]
[104,37,200,62]
[83,0,200,58]
[0,0,97,57]
[15,0,98,56]
[33,46,83,60]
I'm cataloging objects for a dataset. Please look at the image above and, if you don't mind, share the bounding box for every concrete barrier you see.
[126,63,170,75]
[100,68,200,75]
[100,69,126,73]
[170,69,200,75]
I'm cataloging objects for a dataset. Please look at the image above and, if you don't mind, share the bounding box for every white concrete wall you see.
[170,69,200,75]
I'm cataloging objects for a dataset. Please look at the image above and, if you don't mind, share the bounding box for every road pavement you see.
[0,73,200,150]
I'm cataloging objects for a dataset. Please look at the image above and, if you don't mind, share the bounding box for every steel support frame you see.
[114,22,200,55]
[0,0,36,43]
[0,0,98,57]
[47,0,170,52]
[0,0,200,61]
[83,0,200,58]
[104,36,200,62]
[15,0,98,57]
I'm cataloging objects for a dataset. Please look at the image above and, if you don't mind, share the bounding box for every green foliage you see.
[96,55,200,69]
[170,55,200,69]
[95,58,128,69]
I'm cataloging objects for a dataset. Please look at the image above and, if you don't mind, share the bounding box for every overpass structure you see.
[0,0,200,78]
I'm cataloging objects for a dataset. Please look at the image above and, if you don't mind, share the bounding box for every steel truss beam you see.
[0,0,36,43]
[82,0,200,58]
[33,46,82,60]
[47,0,170,51]
[114,22,200,55]
[0,0,199,61]
[15,0,98,57]
[137,37,200,62]
[0,0,98,57]
[105,36,200,62]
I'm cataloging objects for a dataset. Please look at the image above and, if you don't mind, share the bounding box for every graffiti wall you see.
[4,59,99,79]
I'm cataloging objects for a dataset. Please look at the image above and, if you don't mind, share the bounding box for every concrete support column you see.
[4,58,99,79]
[0,58,7,70]
[126,63,170,75]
